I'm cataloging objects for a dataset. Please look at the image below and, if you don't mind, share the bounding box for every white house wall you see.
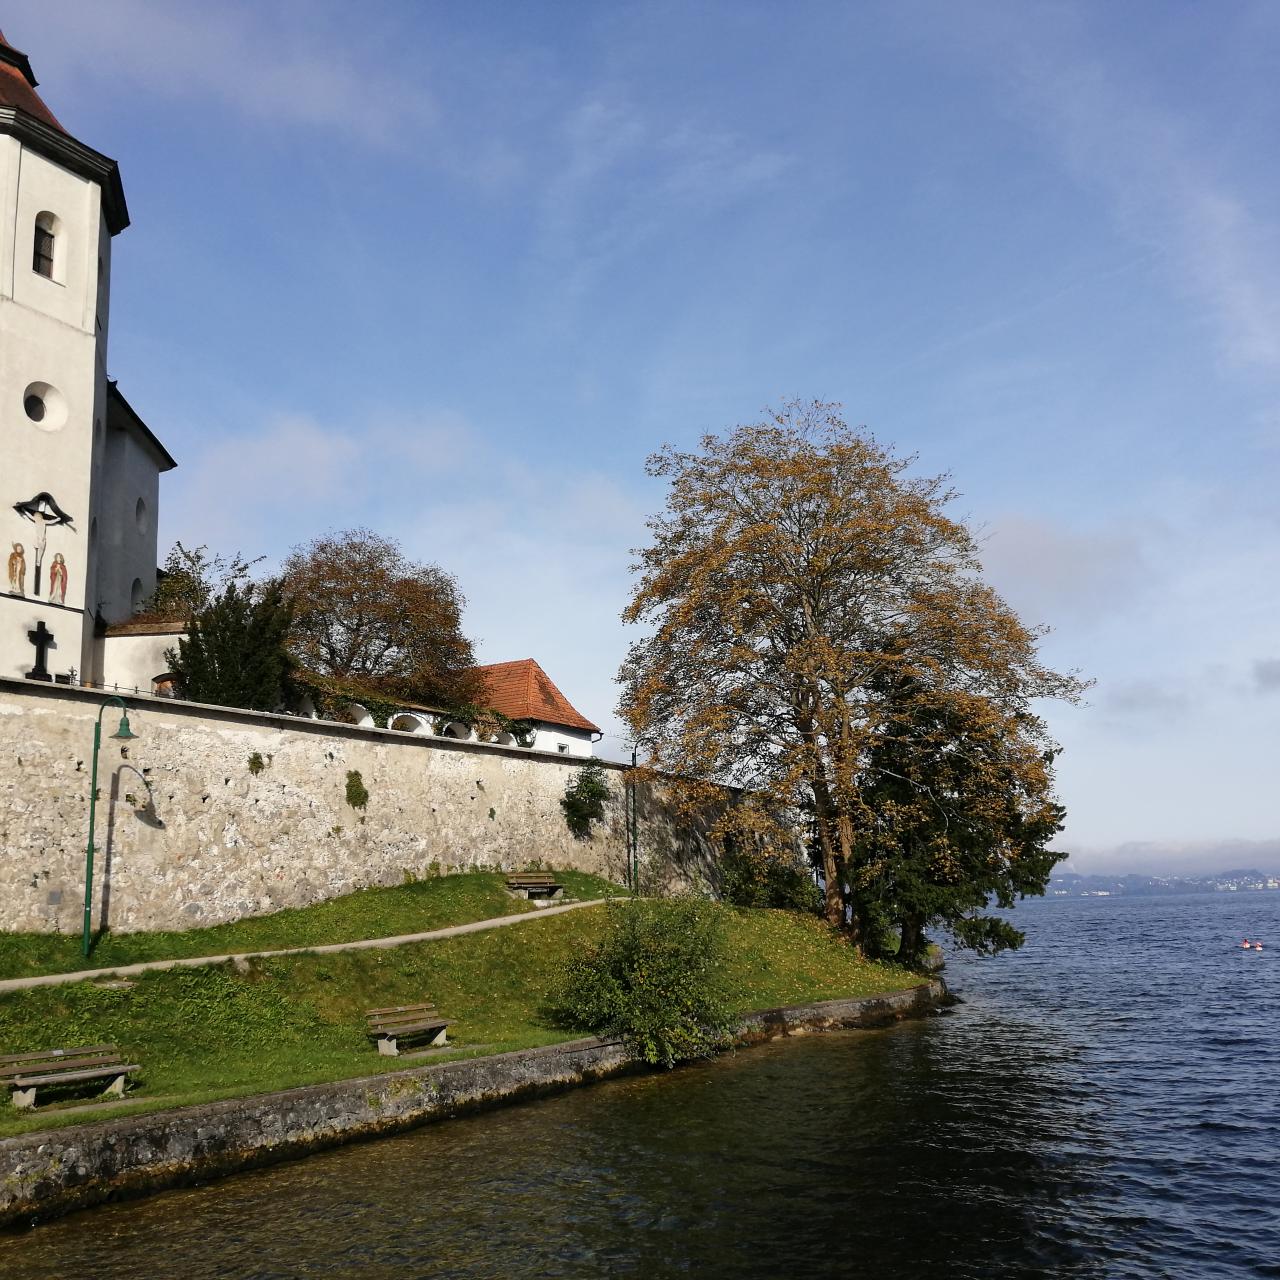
[532,725,595,757]
[98,631,178,693]
[0,136,106,681]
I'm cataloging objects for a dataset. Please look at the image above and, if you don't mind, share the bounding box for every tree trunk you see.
[896,912,925,964]
[809,780,845,928]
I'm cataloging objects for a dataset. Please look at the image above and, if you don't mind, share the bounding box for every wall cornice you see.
[0,107,129,233]
[0,674,625,770]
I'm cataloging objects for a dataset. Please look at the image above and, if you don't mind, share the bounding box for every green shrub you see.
[720,849,822,914]
[548,898,734,1066]
[560,759,610,839]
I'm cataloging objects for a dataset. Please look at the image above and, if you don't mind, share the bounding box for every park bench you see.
[1,1044,140,1110]
[366,1002,451,1057]
[505,871,564,900]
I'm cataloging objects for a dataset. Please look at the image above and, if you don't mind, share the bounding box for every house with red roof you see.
[475,659,601,757]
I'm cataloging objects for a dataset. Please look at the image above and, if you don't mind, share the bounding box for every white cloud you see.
[1062,838,1280,876]
[980,514,1148,631]
[925,3,1280,377]
[4,0,435,145]
[160,404,644,745]
[1102,679,1190,722]
[398,468,645,748]
[1253,659,1280,693]
[164,415,363,551]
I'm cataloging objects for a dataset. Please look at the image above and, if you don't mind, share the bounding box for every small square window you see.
[557,744,569,754]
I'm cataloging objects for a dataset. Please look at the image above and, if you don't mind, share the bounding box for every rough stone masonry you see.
[0,679,715,933]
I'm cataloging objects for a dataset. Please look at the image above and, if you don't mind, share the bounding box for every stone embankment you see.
[0,979,948,1228]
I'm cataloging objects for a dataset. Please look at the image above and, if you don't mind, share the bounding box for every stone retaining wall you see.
[0,678,718,933]
[0,980,948,1228]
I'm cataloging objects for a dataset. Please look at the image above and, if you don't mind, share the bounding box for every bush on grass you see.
[548,898,734,1067]
[719,848,822,914]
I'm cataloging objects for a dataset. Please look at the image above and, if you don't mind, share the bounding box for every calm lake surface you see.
[5,892,1279,1279]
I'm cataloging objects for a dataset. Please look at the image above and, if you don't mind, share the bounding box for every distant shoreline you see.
[1047,869,1280,898]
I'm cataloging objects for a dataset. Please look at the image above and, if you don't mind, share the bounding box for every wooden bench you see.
[1,1044,140,1110]
[505,871,564,900]
[366,1003,451,1057]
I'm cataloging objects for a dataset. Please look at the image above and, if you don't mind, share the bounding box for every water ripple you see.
[2,892,1278,1278]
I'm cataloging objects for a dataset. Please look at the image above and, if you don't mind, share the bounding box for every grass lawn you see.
[0,869,627,981]
[0,902,920,1138]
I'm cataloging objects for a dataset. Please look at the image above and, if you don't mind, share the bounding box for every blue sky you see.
[10,1,1279,872]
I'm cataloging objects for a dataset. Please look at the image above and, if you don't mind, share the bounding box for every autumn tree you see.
[167,583,295,711]
[277,529,483,708]
[618,400,1085,952]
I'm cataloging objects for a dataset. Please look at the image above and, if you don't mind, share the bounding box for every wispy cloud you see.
[937,3,1280,378]
[531,92,790,321]
[1253,659,1280,693]
[1103,679,1191,722]
[5,0,435,145]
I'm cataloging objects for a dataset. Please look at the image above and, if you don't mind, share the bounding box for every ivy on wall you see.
[561,760,610,839]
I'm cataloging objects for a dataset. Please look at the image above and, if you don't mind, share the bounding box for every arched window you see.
[33,213,60,280]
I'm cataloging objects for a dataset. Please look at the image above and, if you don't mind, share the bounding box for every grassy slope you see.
[0,870,625,980]
[0,904,918,1138]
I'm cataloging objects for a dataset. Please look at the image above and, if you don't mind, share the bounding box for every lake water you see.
[5,892,1279,1278]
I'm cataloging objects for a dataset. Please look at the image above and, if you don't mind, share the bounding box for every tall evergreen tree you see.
[168,583,295,712]
[854,666,1066,960]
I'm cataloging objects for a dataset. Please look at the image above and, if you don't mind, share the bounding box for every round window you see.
[21,381,68,432]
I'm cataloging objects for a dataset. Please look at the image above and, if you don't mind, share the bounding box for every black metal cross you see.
[26,620,54,681]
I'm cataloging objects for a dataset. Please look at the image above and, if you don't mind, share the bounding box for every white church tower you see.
[0,30,175,688]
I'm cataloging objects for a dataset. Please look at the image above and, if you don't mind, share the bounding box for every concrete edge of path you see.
[0,978,951,1229]
[0,898,608,993]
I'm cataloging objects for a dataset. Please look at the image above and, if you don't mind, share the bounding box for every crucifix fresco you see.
[12,492,73,599]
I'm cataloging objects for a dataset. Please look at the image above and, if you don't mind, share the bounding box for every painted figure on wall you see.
[13,492,73,597]
[47,551,67,605]
[7,542,25,595]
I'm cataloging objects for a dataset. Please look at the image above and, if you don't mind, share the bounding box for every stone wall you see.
[0,678,717,934]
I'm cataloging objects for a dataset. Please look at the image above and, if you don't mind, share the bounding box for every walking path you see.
[0,898,607,994]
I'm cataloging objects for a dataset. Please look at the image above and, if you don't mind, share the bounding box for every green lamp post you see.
[83,697,137,958]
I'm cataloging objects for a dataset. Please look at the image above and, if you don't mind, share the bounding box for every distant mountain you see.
[1048,869,1280,896]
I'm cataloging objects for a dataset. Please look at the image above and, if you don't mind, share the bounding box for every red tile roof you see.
[476,659,600,734]
[0,31,64,133]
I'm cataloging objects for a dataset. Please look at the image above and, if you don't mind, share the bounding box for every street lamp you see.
[83,697,137,958]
